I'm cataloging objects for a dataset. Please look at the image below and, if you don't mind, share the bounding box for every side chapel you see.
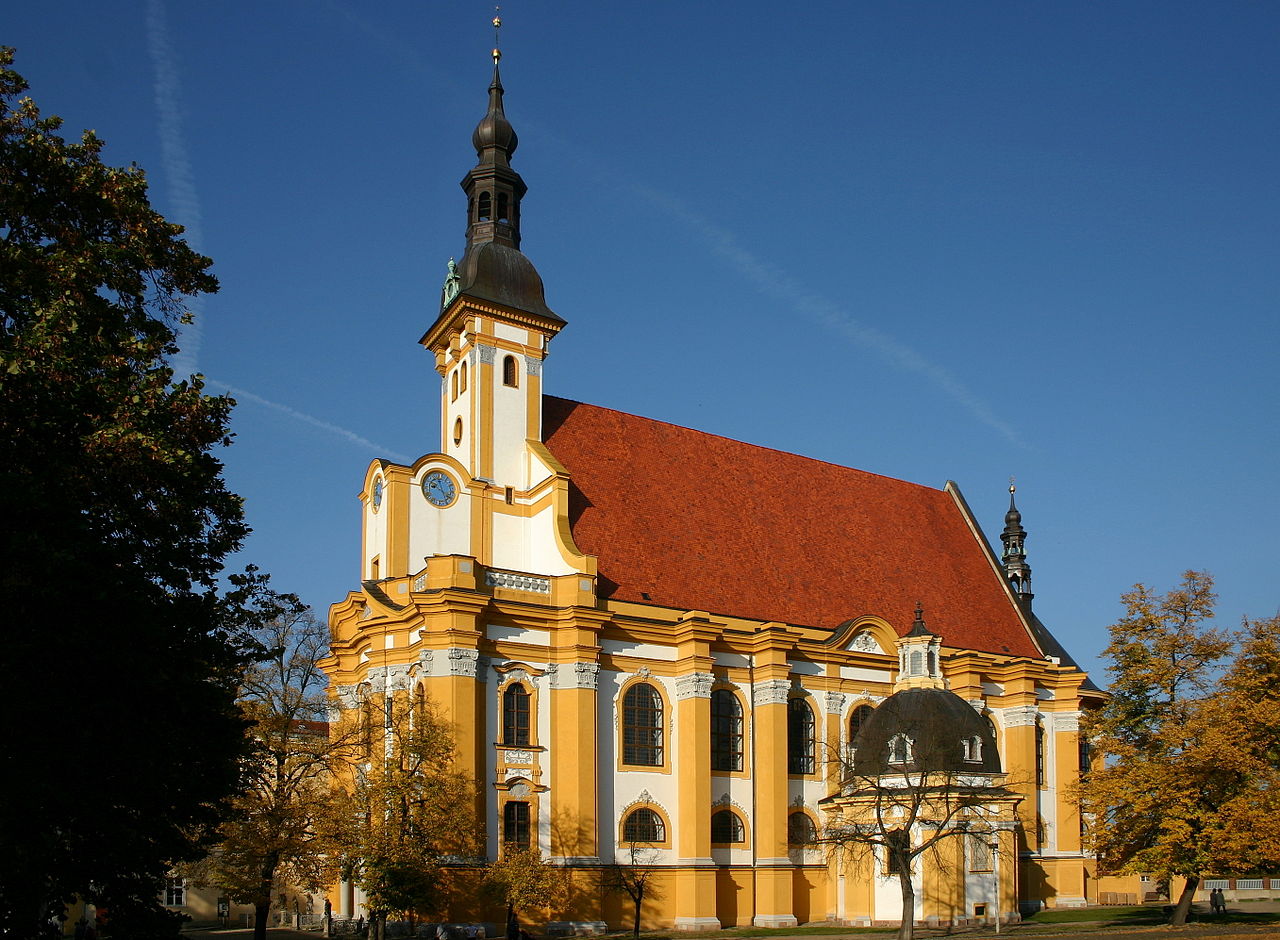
[321,45,1103,931]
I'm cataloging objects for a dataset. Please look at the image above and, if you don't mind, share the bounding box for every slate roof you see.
[542,395,1042,659]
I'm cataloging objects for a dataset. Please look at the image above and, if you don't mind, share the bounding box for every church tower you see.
[418,39,565,492]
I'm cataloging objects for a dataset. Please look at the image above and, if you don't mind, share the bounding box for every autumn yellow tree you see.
[1201,614,1280,872]
[483,848,567,939]
[324,690,479,940]
[1081,571,1237,925]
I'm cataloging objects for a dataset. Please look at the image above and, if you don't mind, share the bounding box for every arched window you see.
[459,360,467,392]
[503,683,530,746]
[787,812,817,846]
[622,807,665,843]
[928,649,938,674]
[710,689,743,772]
[502,354,518,387]
[710,810,744,844]
[503,800,530,850]
[497,192,509,223]
[622,683,663,766]
[1035,720,1046,786]
[888,733,913,764]
[787,698,815,774]
[849,704,874,745]
[909,650,923,676]
[450,370,458,401]
[961,735,982,762]
[478,191,492,221]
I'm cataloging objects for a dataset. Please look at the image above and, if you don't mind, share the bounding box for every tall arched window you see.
[503,683,530,746]
[1035,720,1046,786]
[849,704,874,745]
[622,683,663,766]
[502,354,518,387]
[909,650,923,675]
[710,810,744,844]
[459,360,467,392]
[787,698,815,774]
[503,800,530,850]
[478,191,492,221]
[622,807,665,843]
[497,192,509,223]
[450,370,458,401]
[710,689,743,772]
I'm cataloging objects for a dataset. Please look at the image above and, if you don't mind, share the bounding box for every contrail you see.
[145,0,204,380]
[208,380,415,465]
[626,182,1025,447]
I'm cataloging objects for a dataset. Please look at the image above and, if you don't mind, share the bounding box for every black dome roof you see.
[454,241,561,322]
[851,688,1001,776]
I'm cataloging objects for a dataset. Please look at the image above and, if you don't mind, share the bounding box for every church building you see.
[321,45,1103,931]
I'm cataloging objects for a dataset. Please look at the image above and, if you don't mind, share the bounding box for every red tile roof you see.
[542,396,1042,659]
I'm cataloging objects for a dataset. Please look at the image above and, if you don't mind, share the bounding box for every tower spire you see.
[428,16,559,322]
[1000,480,1033,607]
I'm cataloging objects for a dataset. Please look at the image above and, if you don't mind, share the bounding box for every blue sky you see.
[9,1,1278,682]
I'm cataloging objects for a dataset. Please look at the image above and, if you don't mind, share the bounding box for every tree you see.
[188,599,356,940]
[602,840,661,939]
[1080,571,1235,925]
[0,48,269,937]
[1203,614,1280,872]
[822,707,1020,940]
[484,848,567,940]
[323,691,479,940]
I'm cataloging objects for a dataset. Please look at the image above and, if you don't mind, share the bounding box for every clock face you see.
[422,469,457,508]
[372,478,383,510]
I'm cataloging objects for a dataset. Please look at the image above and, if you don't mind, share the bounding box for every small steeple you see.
[895,603,947,691]
[425,18,559,322]
[1000,481,1033,607]
[462,13,525,252]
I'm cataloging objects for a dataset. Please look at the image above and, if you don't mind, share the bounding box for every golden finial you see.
[492,6,502,63]
[1009,475,1016,495]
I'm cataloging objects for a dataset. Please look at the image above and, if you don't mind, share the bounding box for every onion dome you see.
[472,63,518,163]
[850,687,1002,776]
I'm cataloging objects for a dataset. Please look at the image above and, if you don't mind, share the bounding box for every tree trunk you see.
[633,892,642,939]
[253,900,270,940]
[1169,876,1199,926]
[253,853,279,940]
[897,865,916,940]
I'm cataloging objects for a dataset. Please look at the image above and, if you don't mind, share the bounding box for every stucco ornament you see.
[752,678,791,706]
[675,672,714,700]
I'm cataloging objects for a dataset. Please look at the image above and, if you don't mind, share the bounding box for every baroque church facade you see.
[321,51,1103,930]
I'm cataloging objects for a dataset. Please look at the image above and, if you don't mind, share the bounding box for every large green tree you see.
[0,48,264,937]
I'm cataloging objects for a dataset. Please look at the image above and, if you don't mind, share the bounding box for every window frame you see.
[502,681,532,747]
[620,806,668,846]
[787,696,816,775]
[503,799,532,851]
[710,688,744,773]
[619,680,666,770]
[710,808,746,846]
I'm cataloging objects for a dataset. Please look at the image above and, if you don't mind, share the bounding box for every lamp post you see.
[990,834,1001,934]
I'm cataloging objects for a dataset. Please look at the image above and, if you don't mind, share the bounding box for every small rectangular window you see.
[968,834,993,872]
[165,878,185,907]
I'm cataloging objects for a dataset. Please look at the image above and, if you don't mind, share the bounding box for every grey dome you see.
[850,688,1001,776]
